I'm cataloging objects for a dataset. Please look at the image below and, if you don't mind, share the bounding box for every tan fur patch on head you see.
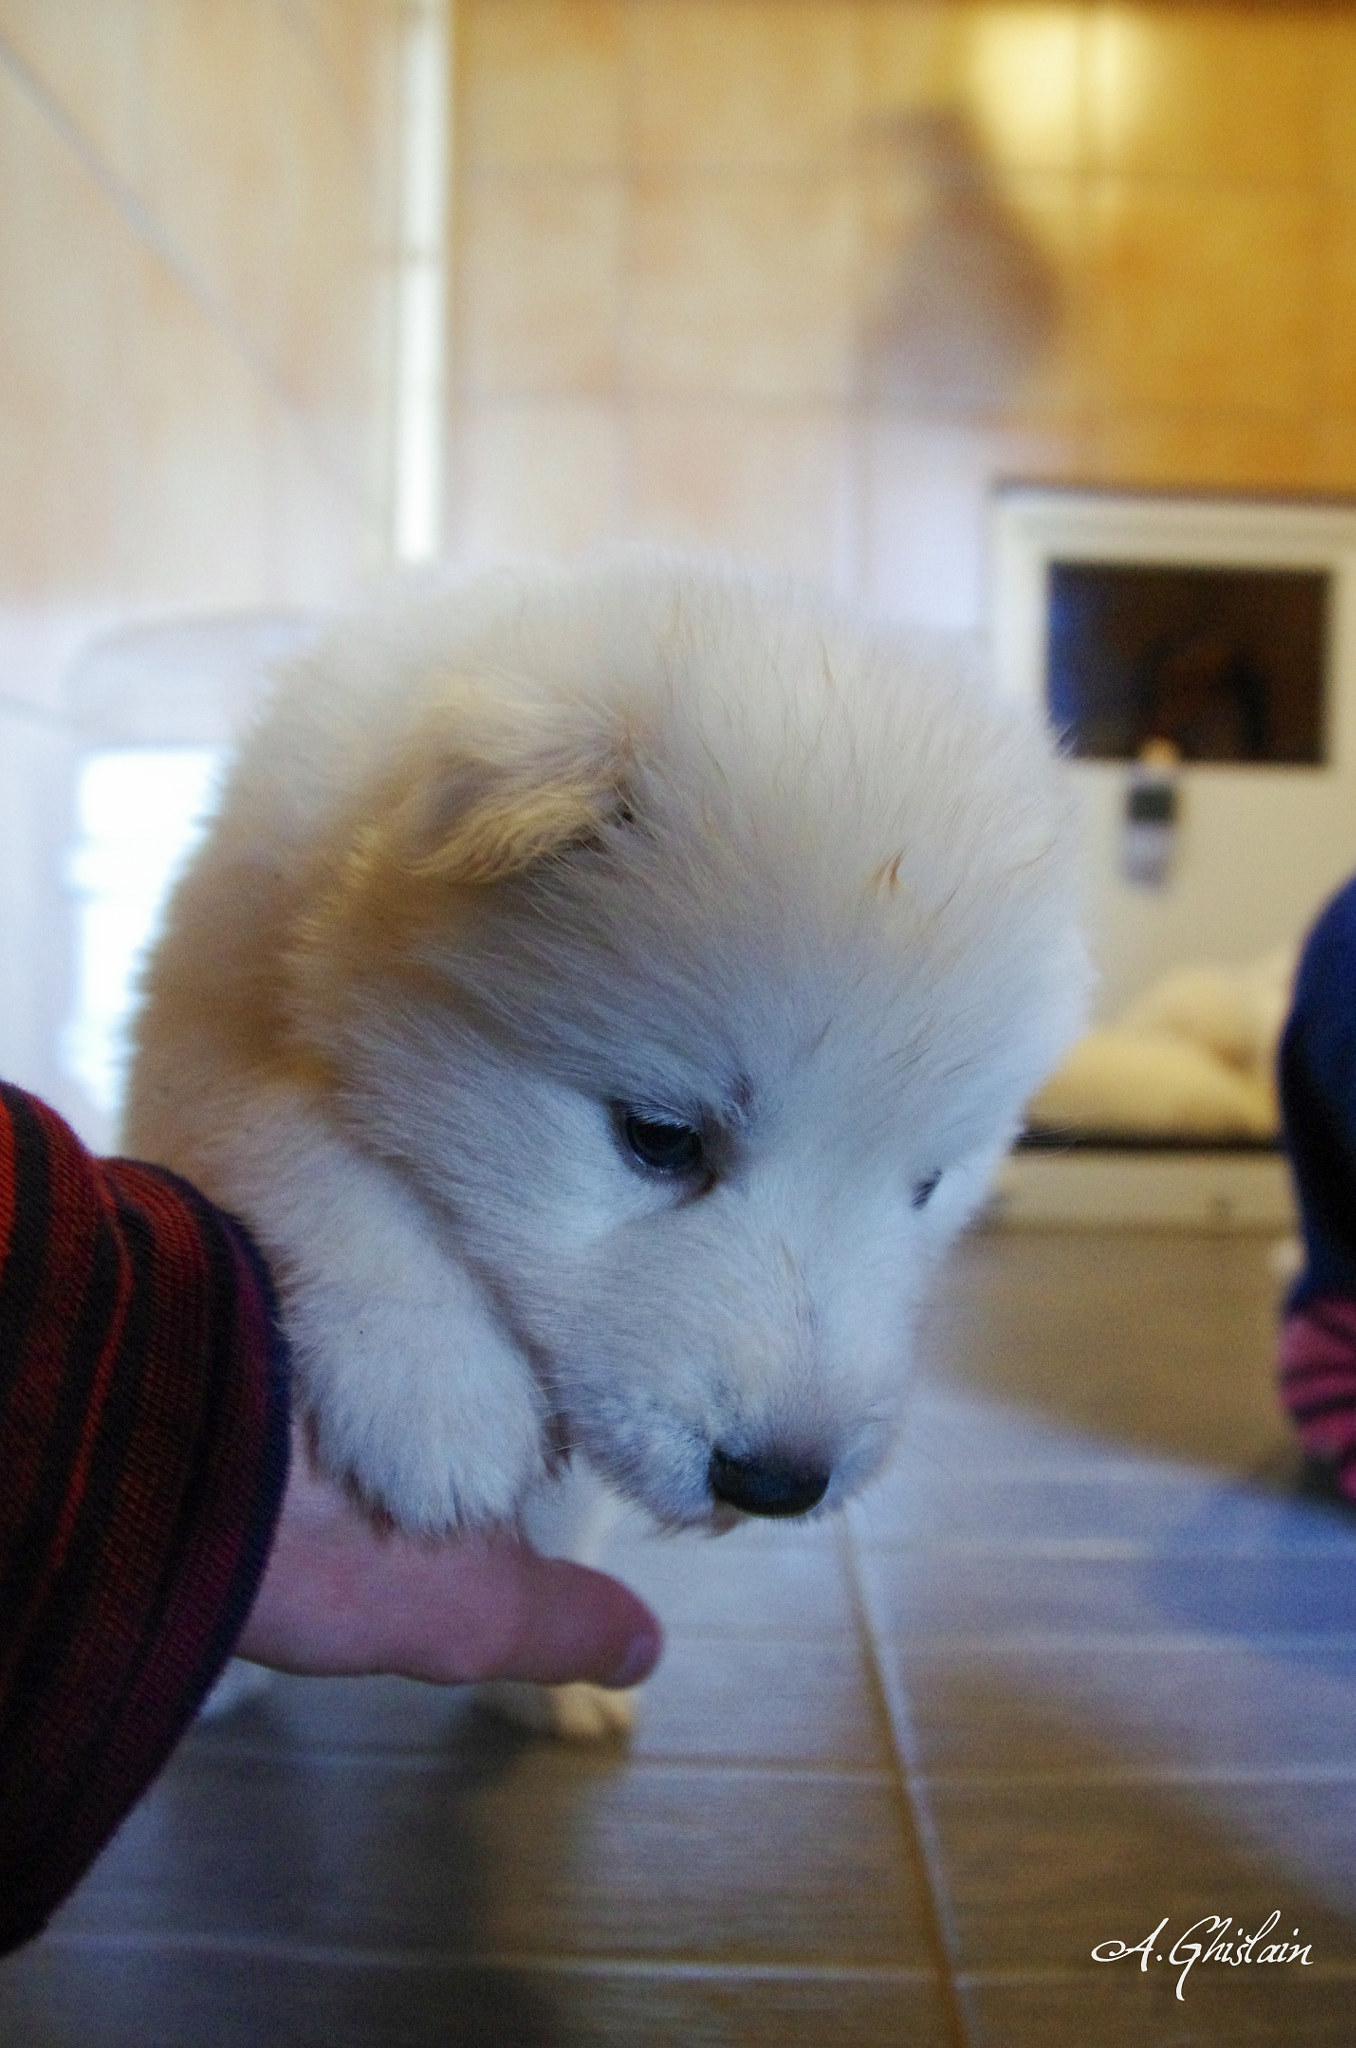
[375,688,633,889]
[410,779,613,886]
[286,698,631,1039]
[869,851,905,896]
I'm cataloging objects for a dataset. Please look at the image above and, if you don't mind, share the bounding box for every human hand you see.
[234,1425,662,1689]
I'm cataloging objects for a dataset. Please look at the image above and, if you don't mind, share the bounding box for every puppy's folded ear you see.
[375,695,630,888]
[401,770,610,887]
[289,691,633,1035]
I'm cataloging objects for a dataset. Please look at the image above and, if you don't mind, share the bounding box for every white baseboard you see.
[988,1148,1296,1229]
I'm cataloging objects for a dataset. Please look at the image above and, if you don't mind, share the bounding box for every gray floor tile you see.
[627,1635,890,1766]
[597,1520,856,1639]
[889,1639,1356,1780]
[192,1671,504,1758]
[537,1968,954,2047]
[886,1383,1179,1484]
[856,1546,1356,1642]
[193,1635,890,1772]
[2,1946,560,2048]
[913,1229,1288,1474]
[961,1966,1356,2048]
[852,1469,1356,1553]
[53,1748,928,1967]
[0,1946,953,2048]
[923,1776,1356,1972]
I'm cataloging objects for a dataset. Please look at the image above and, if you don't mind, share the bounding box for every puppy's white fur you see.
[127,555,1087,1559]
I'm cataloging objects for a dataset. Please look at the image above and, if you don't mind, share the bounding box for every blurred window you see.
[64,748,224,1118]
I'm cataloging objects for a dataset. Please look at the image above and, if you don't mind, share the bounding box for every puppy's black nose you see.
[708,1447,830,1518]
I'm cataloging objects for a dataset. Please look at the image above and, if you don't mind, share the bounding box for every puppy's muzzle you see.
[707,1446,830,1519]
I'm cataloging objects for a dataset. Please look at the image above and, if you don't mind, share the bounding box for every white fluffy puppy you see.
[126,555,1085,1725]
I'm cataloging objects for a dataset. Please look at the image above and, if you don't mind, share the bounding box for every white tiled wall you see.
[0,2,405,1135]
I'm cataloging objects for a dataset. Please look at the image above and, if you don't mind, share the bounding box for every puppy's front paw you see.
[476,1679,637,1741]
[294,1279,547,1531]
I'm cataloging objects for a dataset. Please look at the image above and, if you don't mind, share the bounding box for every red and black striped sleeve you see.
[0,1082,290,1953]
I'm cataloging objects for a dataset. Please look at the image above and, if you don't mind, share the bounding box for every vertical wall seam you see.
[0,25,386,535]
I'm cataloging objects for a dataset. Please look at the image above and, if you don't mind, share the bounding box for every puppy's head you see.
[290,557,1089,1528]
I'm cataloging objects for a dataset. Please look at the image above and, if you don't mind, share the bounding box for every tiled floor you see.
[5,1226,1356,2045]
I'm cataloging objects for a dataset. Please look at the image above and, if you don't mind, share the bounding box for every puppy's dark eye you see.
[621,1109,705,1176]
[911,1171,941,1209]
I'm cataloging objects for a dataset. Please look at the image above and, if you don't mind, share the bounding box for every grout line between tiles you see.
[838,1521,975,2048]
[862,1468,1281,1490]
[954,1963,1356,1987]
[871,1630,1356,1653]
[182,1741,893,1781]
[852,1538,1356,1559]
[37,1928,943,1981]
[0,25,383,530]
[920,1763,1356,1789]
[273,0,372,149]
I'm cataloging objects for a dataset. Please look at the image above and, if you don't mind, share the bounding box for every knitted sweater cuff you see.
[0,1084,291,1952]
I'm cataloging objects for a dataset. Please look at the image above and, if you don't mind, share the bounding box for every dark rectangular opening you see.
[1046,559,1329,763]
